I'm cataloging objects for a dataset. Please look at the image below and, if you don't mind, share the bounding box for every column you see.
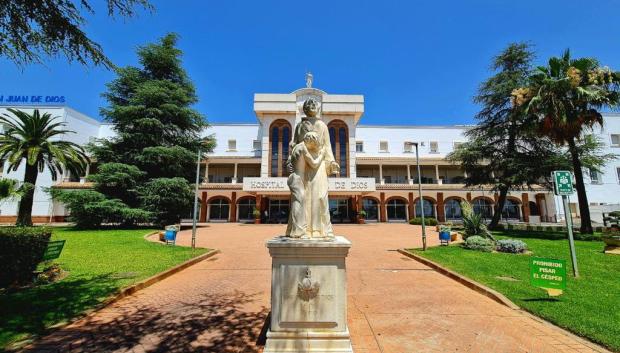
[204,163,209,183]
[199,191,208,222]
[380,192,386,222]
[437,192,445,222]
[408,192,415,220]
[230,192,237,222]
[379,164,384,185]
[466,192,472,202]
[407,165,412,184]
[357,195,363,222]
[522,193,530,223]
[255,194,263,224]
[435,165,441,184]
[233,163,238,183]
[536,193,546,222]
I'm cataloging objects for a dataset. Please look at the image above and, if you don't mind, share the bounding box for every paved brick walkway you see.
[25,223,608,353]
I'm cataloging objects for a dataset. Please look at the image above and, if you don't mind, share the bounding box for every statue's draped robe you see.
[286,117,335,238]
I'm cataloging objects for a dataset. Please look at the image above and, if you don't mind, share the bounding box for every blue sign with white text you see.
[0,95,66,105]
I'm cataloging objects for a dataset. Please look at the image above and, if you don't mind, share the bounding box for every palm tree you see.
[0,109,89,226]
[517,50,620,233]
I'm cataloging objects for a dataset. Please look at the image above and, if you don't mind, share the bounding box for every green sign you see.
[530,257,566,290]
[42,240,66,261]
[553,171,573,195]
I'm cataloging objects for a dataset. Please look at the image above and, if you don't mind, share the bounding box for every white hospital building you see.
[1,82,620,225]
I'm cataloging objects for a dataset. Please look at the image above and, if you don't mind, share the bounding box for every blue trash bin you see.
[164,229,177,245]
[439,231,451,245]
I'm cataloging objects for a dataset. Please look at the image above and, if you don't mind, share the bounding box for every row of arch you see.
[204,194,538,222]
[268,119,349,178]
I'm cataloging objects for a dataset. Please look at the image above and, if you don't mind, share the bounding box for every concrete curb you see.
[397,248,520,310]
[16,234,220,352]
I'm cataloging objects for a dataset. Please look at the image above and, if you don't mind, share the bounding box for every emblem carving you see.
[298,267,320,301]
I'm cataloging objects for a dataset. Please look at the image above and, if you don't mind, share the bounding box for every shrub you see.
[409,217,438,226]
[460,201,494,240]
[496,239,528,253]
[138,177,193,227]
[0,227,52,287]
[51,189,152,228]
[463,235,494,252]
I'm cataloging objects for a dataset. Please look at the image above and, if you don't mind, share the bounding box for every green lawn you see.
[410,230,620,352]
[0,228,209,350]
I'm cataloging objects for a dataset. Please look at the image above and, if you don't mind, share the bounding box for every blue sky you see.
[2,0,620,125]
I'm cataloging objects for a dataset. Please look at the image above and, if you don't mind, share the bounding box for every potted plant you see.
[439,224,451,245]
[357,210,367,224]
[252,207,261,224]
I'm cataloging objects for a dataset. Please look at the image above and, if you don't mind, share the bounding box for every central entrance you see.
[329,197,353,223]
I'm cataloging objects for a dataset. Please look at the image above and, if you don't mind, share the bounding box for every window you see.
[237,198,257,222]
[444,199,462,220]
[227,139,237,151]
[362,198,378,221]
[268,199,289,223]
[430,141,438,153]
[502,199,521,220]
[589,168,602,184]
[387,199,408,221]
[253,140,261,151]
[403,142,412,153]
[473,198,493,219]
[269,120,292,177]
[209,198,230,221]
[611,134,620,147]
[529,201,540,216]
[328,120,349,177]
[379,141,389,152]
[415,199,435,218]
[356,141,364,153]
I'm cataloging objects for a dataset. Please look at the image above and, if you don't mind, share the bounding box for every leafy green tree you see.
[88,163,145,206]
[0,0,152,68]
[448,43,565,229]
[517,50,620,233]
[0,109,89,226]
[0,178,31,201]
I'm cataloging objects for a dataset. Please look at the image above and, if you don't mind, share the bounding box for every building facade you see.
[2,83,620,224]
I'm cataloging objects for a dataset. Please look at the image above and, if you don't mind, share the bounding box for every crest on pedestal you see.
[298,267,320,301]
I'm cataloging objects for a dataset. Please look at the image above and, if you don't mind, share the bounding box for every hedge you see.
[0,227,52,287]
[409,217,438,226]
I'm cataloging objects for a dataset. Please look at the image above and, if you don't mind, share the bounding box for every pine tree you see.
[448,43,565,229]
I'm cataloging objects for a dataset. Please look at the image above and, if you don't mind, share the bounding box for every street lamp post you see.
[191,146,201,250]
[406,142,427,251]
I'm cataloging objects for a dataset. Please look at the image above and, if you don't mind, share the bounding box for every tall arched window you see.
[444,199,462,220]
[269,120,292,177]
[327,120,348,177]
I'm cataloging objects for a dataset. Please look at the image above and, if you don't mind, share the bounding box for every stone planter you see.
[450,232,458,242]
[358,218,365,224]
[254,218,261,224]
[603,235,620,255]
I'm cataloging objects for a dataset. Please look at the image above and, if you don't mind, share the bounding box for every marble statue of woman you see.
[286,98,339,239]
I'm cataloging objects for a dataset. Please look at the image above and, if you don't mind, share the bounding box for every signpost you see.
[552,171,579,278]
[530,257,567,296]
[42,240,66,261]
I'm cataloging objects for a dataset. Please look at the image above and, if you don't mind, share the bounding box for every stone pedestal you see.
[264,236,353,353]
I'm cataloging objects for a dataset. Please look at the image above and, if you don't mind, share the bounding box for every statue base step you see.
[265,236,353,353]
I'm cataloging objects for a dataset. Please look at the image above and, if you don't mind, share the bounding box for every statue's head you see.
[302,98,319,118]
[303,131,320,151]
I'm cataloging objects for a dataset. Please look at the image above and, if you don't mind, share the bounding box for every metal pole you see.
[562,195,579,277]
[191,147,201,250]
[415,143,427,251]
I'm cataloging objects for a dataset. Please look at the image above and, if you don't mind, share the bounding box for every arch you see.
[327,119,349,177]
[502,198,521,220]
[444,196,465,203]
[206,195,232,205]
[471,197,493,219]
[385,197,408,222]
[361,196,379,221]
[236,196,257,222]
[506,196,522,204]
[207,196,230,221]
[269,119,292,177]
[413,196,437,205]
[444,198,463,220]
[386,195,409,204]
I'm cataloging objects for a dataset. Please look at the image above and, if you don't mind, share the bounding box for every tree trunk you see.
[568,138,593,234]
[16,163,38,226]
[489,186,508,230]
